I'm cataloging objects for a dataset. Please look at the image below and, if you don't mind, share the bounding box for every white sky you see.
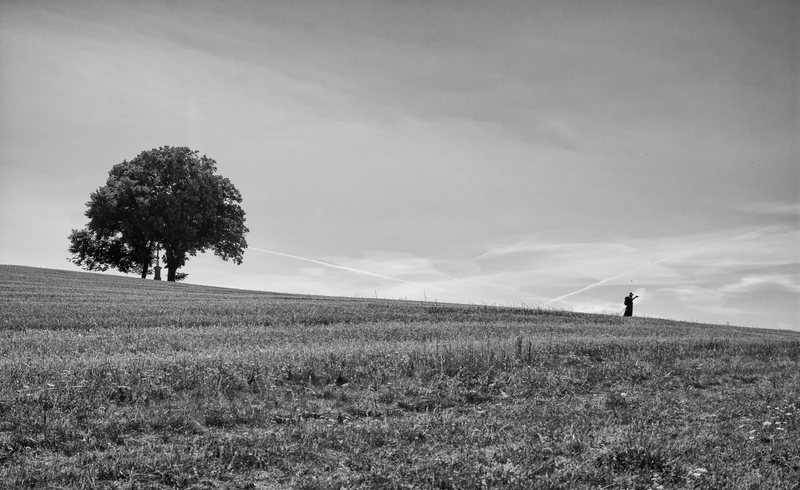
[1,0,798,330]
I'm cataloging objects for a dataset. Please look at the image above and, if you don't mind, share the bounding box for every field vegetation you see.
[1,264,799,489]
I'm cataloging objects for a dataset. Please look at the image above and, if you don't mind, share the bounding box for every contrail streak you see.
[543,225,781,306]
[469,239,528,262]
[544,251,694,305]
[543,270,636,306]
[249,247,419,285]
[731,224,781,240]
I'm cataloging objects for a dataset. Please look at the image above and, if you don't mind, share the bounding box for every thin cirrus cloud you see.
[249,248,422,286]
[735,202,800,216]
[244,222,797,323]
[206,218,799,327]
[415,223,795,323]
[721,276,800,295]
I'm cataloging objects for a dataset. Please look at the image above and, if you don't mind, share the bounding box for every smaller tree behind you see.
[68,146,248,281]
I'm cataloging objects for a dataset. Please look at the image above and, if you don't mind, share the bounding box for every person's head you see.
[628,292,634,297]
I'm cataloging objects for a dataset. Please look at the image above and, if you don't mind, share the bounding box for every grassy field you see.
[1,264,799,489]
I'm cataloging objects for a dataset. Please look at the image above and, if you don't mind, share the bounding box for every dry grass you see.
[1,264,799,489]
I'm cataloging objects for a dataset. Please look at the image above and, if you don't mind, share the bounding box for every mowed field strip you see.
[1,264,799,489]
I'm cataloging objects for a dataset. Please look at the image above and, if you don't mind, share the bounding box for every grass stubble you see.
[1,265,798,489]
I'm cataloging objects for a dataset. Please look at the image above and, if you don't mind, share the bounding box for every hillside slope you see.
[1,264,799,489]
[0,264,788,336]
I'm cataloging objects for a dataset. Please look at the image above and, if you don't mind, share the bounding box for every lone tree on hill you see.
[68,146,248,282]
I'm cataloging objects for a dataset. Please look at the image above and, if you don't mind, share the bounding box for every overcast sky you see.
[1,0,797,330]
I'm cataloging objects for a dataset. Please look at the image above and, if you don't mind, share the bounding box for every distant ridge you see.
[4,264,792,337]
[0,264,261,294]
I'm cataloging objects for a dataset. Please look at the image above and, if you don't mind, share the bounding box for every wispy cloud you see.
[659,286,746,318]
[543,270,637,306]
[249,248,454,294]
[721,275,800,294]
[734,202,800,216]
[471,239,635,263]
[244,223,798,329]
[249,248,420,285]
[541,225,799,305]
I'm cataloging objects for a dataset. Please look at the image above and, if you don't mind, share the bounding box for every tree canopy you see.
[68,146,249,281]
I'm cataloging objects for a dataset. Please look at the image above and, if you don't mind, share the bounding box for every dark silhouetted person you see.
[623,292,638,317]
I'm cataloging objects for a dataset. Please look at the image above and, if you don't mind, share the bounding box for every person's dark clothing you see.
[623,296,634,316]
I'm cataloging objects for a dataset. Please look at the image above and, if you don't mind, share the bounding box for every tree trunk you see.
[165,247,178,282]
[140,261,149,279]
[164,246,185,282]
